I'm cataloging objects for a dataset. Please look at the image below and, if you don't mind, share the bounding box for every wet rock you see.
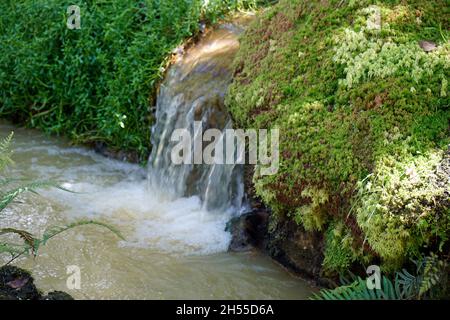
[0,265,73,300]
[227,207,336,287]
[0,266,40,300]
[199,22,206,34]
[93,141,140,163]
[227,210,269,252]
[265,220,333,287]
[238,166,334,286]
[41,291,74,300]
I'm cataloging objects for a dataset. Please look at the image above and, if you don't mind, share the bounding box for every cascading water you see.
[148,22,248,213]
[0,16,312,299]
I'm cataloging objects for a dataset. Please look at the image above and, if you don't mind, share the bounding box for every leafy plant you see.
[415,253,448,299]
[312,255,448,300]
[312,275,403,300]
[0,132,13,172]
[0,0,270,161]
[0,133,124,265]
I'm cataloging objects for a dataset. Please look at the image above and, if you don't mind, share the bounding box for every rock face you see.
[94,141,141,164]
[228,209,336,287]
[265,220,328,285]
[0,265,73,300]
[228,167,334,287]
[227,209,269,252]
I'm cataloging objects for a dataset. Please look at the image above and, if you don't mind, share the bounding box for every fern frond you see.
[0,181,76,212]
[0,228,36,247]
[0,138,124,266]
[0,132,13,153]
[0,221,124,260]
[41,220,124,244]
[0,228,38,256]
[313,254,448,300]
[312,276,404,300]
[0,132,14,172]
[33,220,125,254]
[419,253,445,298]
[0,242,26,256]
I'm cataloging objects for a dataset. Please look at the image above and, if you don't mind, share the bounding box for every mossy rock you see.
[40,291,74,301]
[226,0,449,273]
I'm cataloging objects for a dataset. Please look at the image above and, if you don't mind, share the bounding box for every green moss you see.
[323,221,359,274]
[355,150,449,270]
[294,187,329,232]
[226,0,449,272]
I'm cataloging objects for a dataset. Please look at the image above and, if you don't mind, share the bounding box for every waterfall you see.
[148,22,248,213]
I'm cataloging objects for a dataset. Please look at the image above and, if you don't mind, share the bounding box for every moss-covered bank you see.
[226,0,449,277]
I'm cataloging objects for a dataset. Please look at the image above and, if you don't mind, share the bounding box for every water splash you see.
[0,19,252,257]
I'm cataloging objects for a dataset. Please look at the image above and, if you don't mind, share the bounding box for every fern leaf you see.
[41,220,124,244]
[0,228,38,255]
[312,276,404,300]
[0,242,25,256]
[0,181,76,212]
[0,132,14,172]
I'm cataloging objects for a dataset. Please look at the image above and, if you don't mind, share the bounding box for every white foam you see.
[48,179,232,255]
[1,125,234,256]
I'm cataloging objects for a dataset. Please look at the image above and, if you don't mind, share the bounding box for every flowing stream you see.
[0,18,312,299]
[148,21,246,213]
